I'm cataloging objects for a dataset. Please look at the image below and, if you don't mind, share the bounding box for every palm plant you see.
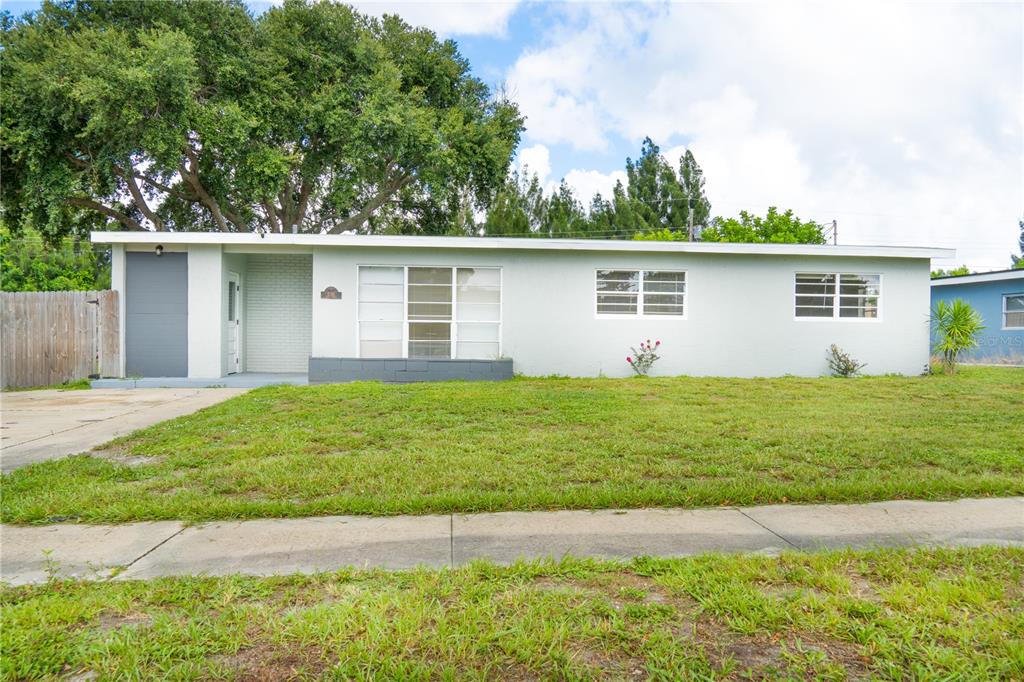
[930,299,985,374]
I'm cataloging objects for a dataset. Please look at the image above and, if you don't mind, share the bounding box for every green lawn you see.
[2,378,91,392]
[2,547,1021,680]
[2,367,1022,523]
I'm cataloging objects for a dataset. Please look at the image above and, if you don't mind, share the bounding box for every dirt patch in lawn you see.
[210,643,327,681]
[566,643,648,679]
[844,572,882,601]
[91,445,165,468]
[578,570,683,611]
[96,611,152,631]
[574,571,874,679]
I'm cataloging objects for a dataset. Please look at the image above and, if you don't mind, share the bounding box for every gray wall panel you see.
[126,252,188,377]
[309,357,513,384]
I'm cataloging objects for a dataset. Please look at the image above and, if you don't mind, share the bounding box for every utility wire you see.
[3,232,1016,248]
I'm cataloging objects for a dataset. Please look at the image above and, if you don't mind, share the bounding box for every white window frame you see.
[594,268,688,320]
[356,265,503,359]
[1003,293,1024,330]
[793,271,883,322]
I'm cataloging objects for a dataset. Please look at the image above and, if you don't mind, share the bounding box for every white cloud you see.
[504,2,1023,269]
[350,1,520,36]
[516,143,625,203]
[506,46,607,150]
[564,168,627,205]
[662,87,812,215]
[516,143,552,185]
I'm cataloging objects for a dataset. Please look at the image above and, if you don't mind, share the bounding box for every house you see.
[930,269,1024,364]
[89,231,953,383]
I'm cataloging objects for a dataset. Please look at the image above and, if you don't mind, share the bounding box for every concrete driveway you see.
[1,388,248,472]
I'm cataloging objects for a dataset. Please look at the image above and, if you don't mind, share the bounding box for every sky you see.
[5,1,1022,270]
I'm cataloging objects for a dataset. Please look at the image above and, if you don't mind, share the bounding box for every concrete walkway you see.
[0,387,248,471]
[90,372,307,389]
[2,497,1021,585]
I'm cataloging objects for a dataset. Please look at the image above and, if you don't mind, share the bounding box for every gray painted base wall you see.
[310,358,513,384]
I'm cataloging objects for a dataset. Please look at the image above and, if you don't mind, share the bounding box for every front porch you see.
[113,247,314,382]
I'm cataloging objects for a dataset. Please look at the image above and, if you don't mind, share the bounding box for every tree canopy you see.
[1,225,110,291]
[480,142,826,246]
[1,0,523,240]
[930,266,972,279]
[2,0,829,246]
[699,207,826,244]
[479,138,713,239]
[623,139,710,237]
[632,208,827,245]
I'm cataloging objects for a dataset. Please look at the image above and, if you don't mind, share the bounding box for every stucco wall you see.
[110,244,126,377]
[312,247,932,377]
[186,245,222,378]
[931,277,1024,362]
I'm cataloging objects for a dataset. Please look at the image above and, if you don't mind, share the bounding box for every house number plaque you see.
[320,286,342,300]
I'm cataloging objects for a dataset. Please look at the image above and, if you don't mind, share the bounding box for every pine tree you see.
[625,138,686,233]
[482,138,712,241]
[481,185,530,236]
[622,138,712,239]
[587,193,615,235]
[678,150,711,236]
[544,180,588,237]
[481,171,546,237]
[609,180,646,237]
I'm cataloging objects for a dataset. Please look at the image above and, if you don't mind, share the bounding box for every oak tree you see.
[0,0,523,239]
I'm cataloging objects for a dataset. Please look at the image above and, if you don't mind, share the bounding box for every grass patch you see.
[2,367,1022,523]
[3,378,91,392]
[2,547,1021,680]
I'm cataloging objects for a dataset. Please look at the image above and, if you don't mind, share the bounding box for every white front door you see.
[227,272,241,374]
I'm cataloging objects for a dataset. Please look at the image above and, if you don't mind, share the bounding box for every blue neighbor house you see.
[931,269,1024,364]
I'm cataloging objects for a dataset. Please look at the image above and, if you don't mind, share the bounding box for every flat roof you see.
[91,231,955,259]
[930,268,1024,287]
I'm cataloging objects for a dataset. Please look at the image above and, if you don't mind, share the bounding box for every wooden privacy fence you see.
[1,290,119,389]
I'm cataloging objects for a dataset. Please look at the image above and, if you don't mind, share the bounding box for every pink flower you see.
[626,357,632,363]
[655,340,661,346]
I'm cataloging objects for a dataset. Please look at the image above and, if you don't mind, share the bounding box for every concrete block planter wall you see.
[309,357,513,384]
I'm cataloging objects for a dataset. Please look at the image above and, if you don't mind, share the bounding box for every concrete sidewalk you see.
[2,497,1022,585]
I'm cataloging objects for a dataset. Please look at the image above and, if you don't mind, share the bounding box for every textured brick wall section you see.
[309,358,513,384]
[245,254,312,372]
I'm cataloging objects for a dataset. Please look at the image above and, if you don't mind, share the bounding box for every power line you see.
[590,195,1000,222]
[5,232,1012,248]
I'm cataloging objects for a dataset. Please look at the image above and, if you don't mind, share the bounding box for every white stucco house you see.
[90,231,953,383]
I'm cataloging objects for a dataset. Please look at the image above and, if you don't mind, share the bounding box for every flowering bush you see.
[627,339,661,376]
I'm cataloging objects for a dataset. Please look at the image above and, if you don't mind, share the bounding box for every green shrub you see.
[931,299,984,374]
[826,344,866,377]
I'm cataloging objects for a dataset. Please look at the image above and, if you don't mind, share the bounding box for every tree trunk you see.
[66,197,144,231]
